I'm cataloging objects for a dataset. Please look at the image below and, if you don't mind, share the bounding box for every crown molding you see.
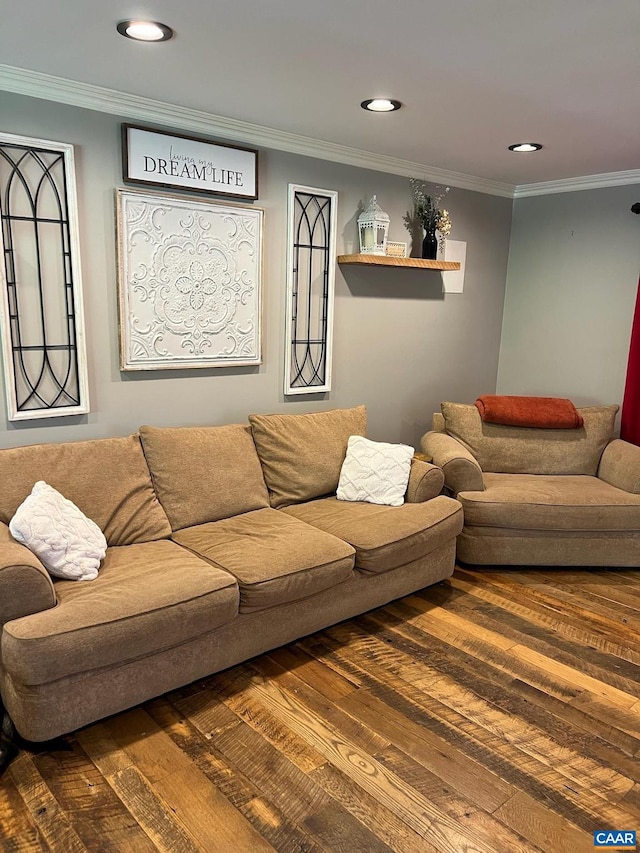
[515,169,640,198]
[5,65,636,201]
[0,64,515,198]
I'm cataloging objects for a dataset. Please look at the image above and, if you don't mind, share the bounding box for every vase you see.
[422,230,438,260]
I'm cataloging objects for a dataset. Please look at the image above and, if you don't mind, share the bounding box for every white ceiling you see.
[1,0,639,192]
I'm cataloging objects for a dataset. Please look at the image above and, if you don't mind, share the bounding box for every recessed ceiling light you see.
[508,142,543,152]
[117,20,174,42]
[361,99,402,112]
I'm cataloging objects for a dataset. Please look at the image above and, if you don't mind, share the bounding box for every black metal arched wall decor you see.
[0,133,89,421]
[284,184,337,395]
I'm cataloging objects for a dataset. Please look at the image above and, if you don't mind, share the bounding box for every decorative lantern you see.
[357,195,390,255]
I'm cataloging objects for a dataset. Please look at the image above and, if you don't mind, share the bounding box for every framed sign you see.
[385,241,408,258]
[122,124,258,200]
[117,189,263,370]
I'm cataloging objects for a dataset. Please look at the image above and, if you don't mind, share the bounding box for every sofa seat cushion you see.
[2,540,239,686]
[172,508,355,613]
[459,473,640,531]
[282,495,463,574]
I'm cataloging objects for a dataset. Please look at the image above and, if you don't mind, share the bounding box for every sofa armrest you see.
[431,412,446,432]
[0,524,56,628]
[420,431,484,494]
[598,439,640,493]
[405,459,445,503]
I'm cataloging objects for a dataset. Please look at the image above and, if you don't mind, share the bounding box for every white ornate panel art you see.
[117,189,263,370]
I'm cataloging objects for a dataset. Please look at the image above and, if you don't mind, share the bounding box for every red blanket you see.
[475,395,584,429]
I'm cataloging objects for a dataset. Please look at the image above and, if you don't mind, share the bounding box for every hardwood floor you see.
[2,566,640,852]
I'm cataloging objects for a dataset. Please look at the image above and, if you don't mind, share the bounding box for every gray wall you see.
[498,185,640,410]
[0,91,512,449]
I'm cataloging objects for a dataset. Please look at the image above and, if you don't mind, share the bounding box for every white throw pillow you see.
[337,435,414,507]
[9,481,107,581]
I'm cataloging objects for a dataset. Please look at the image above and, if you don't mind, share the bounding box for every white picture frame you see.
[117,189,263,370]
[284,184,338,395]
[438,239,467,293]
[0,132,90,421]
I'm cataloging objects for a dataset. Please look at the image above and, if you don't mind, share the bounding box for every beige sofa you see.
[0,406,462,742]
[421,402,640,567]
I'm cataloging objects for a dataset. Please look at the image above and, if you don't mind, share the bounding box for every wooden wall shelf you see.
[337,254,460,271]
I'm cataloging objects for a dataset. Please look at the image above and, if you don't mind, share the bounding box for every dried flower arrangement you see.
[403,179,452,252]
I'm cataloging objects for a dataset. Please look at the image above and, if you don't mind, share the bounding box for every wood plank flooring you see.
[2,566,640,852]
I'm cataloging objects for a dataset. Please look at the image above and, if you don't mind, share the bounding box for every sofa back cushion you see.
[441,402,618,475]
[139,424,270,530]
[0,436,171,546]
[249,406,367,508]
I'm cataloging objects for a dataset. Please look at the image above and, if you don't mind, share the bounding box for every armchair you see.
[421,402,640,567]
